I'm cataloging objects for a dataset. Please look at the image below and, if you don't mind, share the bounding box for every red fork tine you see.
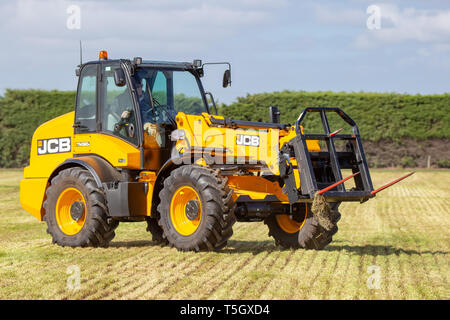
[318,171,360,195]
[371,172,415,195]
[328,128,343,137]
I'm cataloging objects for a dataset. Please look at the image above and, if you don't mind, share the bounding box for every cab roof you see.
[82,58,195,70]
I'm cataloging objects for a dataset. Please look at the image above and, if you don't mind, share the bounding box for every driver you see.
[134,79,166,148]
[135,80,156,124]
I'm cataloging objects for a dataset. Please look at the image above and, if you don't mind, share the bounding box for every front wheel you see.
[157,165,236,251]
[264,203,340,250]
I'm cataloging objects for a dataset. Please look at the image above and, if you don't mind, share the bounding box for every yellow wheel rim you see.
[170,186,202,236]
[55,187,87,235]
[276,207,307,234]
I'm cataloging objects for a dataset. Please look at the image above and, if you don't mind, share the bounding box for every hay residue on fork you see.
[311,192,334,231]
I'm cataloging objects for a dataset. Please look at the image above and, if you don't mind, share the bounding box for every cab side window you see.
[75,64,97,132]
[101,64,138,145]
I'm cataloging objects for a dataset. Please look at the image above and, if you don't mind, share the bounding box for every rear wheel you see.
[146,217,167,244]
[264,204,340,250]
[43,167,118,247]
[157,165,236,251]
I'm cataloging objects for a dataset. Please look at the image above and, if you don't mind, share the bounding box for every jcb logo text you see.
[38,137,71,155]
[236,135,260,147]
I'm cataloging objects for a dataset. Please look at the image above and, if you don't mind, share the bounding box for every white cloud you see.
[0,0,285,100]
[355,4,450,48]
[1,0,277,35]
[310,3,450,50]
[1,1,448,99]
[313,4,365,27]
[0,0,281,57]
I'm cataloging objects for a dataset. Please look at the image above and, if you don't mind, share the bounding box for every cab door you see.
[99,63,139,145]
[73,62,141,169]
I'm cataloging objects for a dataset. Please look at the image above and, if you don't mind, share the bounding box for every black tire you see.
[296,216,334,250]
[43,167,118,247]
[157,165,236,252]
[146,217,167,244]
[265,204,340,250]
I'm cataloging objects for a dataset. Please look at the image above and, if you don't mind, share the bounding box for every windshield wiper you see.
[152,97,177,126]
[144,82,157,119]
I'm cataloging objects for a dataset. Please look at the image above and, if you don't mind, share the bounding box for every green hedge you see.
[0,90,75,168]
[0,89,449,168]
[218,91,450,142]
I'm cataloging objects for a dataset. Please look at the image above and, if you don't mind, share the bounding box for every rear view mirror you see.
[114,68,126,87]
[222,69,231,88]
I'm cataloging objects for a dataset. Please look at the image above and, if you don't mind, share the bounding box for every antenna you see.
[79,40,83,66]
[75,41,83,77]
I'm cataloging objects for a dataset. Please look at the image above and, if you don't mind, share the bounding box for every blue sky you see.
[1,0,450,104]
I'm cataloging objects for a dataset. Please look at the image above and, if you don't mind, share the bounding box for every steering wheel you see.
[141,106,157,123]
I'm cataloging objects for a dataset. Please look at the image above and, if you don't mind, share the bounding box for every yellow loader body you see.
[20,109,319,221]
[19,53,390,251]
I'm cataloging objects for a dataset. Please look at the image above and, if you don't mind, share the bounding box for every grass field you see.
[0,169,448,300]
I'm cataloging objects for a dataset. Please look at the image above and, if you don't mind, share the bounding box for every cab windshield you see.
[131,68,206,124]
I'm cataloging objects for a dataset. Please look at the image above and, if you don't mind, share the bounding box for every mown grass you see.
[0,169,448,300]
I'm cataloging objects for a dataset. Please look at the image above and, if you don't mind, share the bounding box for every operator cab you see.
[74,51,230,171]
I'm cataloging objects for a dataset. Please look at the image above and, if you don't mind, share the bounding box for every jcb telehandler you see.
[20,51,412,251]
